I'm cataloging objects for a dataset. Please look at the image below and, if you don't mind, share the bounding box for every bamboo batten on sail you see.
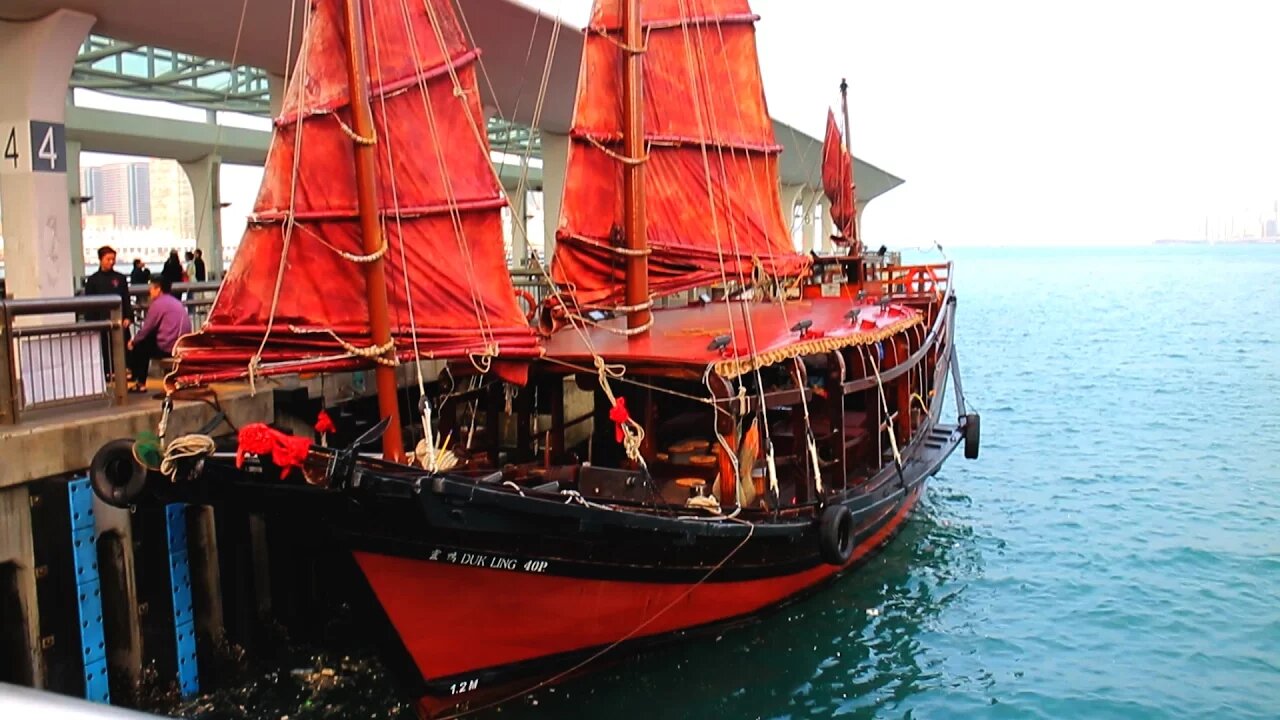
[821,109,856,242]
[173,0,538,386]
[550,0,811,311]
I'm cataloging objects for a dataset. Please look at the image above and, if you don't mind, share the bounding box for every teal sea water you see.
[493,244,1280,719]
[176,245,1280,719]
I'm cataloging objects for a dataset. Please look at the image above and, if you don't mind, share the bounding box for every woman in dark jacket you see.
[161,250,184,285]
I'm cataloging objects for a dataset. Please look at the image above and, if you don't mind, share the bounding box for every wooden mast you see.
[342,0,405,462]
[839,77,860,253]
[622,0,651,333]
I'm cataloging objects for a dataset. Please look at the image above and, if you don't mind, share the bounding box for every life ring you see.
[514,288,538,322]
[818,504,855,566]
[963,412,980,460]
[90,438,148,508]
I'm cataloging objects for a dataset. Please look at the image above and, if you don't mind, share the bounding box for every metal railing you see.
[0,296,128,425]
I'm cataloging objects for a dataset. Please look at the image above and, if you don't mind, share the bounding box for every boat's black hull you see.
[200,417,962,718]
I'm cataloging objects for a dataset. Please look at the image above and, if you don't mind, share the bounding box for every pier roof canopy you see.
[2,0,903,193]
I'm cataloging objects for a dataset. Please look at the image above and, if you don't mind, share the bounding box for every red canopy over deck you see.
[540,296,920,379]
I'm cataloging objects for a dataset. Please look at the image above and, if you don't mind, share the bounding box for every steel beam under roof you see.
[70,34,543,157]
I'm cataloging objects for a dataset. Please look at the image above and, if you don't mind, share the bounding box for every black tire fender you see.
[90,439,148,508]
[818,504,855,566]
[964,412,981,460]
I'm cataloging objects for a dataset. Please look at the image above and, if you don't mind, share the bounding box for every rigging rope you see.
[402,0,500,351]
[673,0,788,505]
[248,1,315,390]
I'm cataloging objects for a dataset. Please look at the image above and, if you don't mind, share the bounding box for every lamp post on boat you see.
[342,0,406,462]
[622,0,651,334]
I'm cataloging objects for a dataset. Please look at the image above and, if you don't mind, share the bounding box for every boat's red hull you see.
[352,484,922,717]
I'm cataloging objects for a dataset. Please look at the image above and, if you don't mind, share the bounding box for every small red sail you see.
[550,0,811,311]
[173,0,537,386]
[821,109,856,243]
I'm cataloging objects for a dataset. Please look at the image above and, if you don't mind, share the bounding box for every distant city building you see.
[148,159,196,241]
[82,162,151,228]
[80,167,98,216]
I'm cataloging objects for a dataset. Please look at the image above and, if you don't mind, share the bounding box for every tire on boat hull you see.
[90,439,148,508]
[964,412,981,459]
[818,504,855,566]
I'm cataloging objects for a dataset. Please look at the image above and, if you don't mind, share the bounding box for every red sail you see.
[821,109,856,242]
[550,0,811,310]
[173,0,537,386]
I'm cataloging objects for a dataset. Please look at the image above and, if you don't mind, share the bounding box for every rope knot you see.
[468,343,499,373]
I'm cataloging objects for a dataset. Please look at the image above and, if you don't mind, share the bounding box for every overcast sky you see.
[74,1,1280,248]
[535,0,1280,245]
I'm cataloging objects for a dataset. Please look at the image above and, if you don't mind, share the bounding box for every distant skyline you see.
[18,1,1279,251]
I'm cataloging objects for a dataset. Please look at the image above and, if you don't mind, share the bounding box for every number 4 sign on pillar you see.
[1,120,67,175]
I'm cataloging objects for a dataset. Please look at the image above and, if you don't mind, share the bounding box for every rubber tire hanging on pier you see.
[90,439,148,508]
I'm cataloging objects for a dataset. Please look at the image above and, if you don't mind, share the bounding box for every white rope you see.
[864,346,902,466]
[560,489,612,510]
[593,357,647,469]
[160,434,217,481]
[685,494,721,513]
[410,0,502,348]
[288,326,398,366]
[248,3,315,389]
[294,221,388,263]
[670,0,781,508]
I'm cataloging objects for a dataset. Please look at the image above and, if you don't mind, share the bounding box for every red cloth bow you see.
[608,397,631,443]
[236,423,313,479]
[314,409,336,435]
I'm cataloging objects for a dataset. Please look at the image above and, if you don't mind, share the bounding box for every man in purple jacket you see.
[126,277,192,392]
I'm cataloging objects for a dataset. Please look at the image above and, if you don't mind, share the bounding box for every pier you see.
[0,284,427,706]
[0,272,603,709]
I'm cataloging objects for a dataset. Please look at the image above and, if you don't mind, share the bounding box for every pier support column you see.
[781,184,806,251]
[92,498,142,701]
[66,139,85,287]
[267,73,286,119]
[181,154,223,278]
[508,186,528,267]
[819,196,834,253]
[856,199,868,250]
[0,10,95,300]
[801,189,817,252]
[0,486,42,688]
[539,131,569,261]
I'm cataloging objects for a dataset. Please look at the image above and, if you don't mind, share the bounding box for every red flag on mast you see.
[821,109,857,245]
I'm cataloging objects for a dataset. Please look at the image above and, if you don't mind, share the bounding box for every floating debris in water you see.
[152,648,412,720]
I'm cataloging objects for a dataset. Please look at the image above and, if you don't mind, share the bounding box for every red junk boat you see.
[91,0,978,716]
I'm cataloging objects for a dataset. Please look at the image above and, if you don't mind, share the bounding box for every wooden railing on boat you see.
[875,263,949,301]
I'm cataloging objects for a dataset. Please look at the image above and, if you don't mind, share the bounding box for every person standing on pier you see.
[126,277,191,393]
[129,258,151,285]
[162,250,184,285]
[193,249,207,282]
[85,246,133,380]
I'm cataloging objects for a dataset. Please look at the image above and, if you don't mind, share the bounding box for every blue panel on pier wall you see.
[165,503,199,698]
[84,658,111,704]
[67,477,109,704]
